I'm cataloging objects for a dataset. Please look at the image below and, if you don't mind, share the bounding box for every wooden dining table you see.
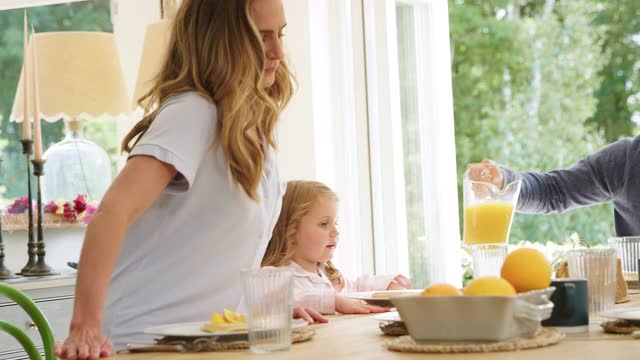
[113,293,640,360]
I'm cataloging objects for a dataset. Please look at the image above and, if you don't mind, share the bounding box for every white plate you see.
[599,308,640,321]
[344,290,422,307]
[144,318,307,337]
[373,311,402,322]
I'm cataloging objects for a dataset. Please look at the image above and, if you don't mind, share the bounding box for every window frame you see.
[0,0,87,10]
[362,0,410,277]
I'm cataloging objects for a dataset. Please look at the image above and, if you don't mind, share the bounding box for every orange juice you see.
[463,203,514,246]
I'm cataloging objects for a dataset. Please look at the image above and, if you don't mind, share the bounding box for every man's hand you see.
[466,159,504,189]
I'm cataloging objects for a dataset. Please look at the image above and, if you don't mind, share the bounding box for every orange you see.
[463,276,516,296]
[500,248,551,293]
[421,283,462,296]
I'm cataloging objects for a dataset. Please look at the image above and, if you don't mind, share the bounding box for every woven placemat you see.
[155,327,315,352]
[600,320,640,334]
[386,327,564,353]
[379,321,408,336]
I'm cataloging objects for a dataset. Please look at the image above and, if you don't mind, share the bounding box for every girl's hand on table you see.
[54,324,113,360]
[336,296,389,314]
[294,307,328,324]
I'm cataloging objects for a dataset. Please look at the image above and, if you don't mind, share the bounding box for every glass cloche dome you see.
[43,120,112,202]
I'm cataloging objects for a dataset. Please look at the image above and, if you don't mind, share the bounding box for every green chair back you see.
[0,282,55,360]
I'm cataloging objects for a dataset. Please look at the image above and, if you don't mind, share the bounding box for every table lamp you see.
[10,31,130,202]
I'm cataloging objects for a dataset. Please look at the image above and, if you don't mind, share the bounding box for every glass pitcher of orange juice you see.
[463,168,521,247]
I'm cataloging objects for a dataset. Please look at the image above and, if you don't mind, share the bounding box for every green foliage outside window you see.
[0,0,114,206]
[448,0,639,248]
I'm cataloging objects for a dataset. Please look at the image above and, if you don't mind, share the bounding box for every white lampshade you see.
[131,20,172,110]
[9,31,130,123]
[8,31,129,202]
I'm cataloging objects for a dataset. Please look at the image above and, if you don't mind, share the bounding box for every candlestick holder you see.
[0,157,17,280]
[21,159,57,276]
[17,139,37,275]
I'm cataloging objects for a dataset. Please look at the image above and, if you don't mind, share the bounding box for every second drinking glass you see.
[242,268,294,353]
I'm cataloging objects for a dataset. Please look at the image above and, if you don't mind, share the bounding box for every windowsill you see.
[2,269,76,291]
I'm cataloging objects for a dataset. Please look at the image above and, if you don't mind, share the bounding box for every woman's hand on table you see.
[294,307,328,324]
[53,323,113,360]
[335,296,389,314]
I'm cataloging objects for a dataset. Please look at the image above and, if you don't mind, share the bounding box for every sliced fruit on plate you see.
[200,322,248,333]
[210,312,225,325]
[203,308,248,332]
[223,308,247,323]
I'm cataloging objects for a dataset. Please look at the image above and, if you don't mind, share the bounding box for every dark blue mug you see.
[542,279,589,330]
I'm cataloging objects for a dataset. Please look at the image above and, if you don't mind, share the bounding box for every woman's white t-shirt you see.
[102,92,284,349]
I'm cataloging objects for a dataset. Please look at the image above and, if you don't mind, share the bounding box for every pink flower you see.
[83,205,97,225]
[5,197,36,215]
[73,195,88,214]
[62,202,77,220]
[4,194,93,222]
[43,201,59,214]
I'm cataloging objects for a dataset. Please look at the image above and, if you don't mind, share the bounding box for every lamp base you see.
[43,120,112,202]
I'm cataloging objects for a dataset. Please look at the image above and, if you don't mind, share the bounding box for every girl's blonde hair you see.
[262,181,345,289]
[122,0,295,200]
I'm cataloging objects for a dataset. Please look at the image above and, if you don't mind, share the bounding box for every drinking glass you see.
[608,236,640,281]
[242,268,294,353]
[471,243,509,277]
[567,248,616,313]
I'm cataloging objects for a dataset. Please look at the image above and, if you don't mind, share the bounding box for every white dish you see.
[373,311,401,322]
[390,287,555,342]
[344,290,422,307]
[599,308,640,321]
[144,318,307,337]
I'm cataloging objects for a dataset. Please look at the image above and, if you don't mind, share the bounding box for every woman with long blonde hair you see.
[55,1,323,358]
[263,181,411,315]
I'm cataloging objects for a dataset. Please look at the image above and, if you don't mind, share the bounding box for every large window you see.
[0,0,117,206]
[449,0,639,247]
[349,0,639,286]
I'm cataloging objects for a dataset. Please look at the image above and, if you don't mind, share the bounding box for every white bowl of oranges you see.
[391,248,555,342]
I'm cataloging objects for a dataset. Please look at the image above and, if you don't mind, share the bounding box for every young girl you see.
[262,181,412,314]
